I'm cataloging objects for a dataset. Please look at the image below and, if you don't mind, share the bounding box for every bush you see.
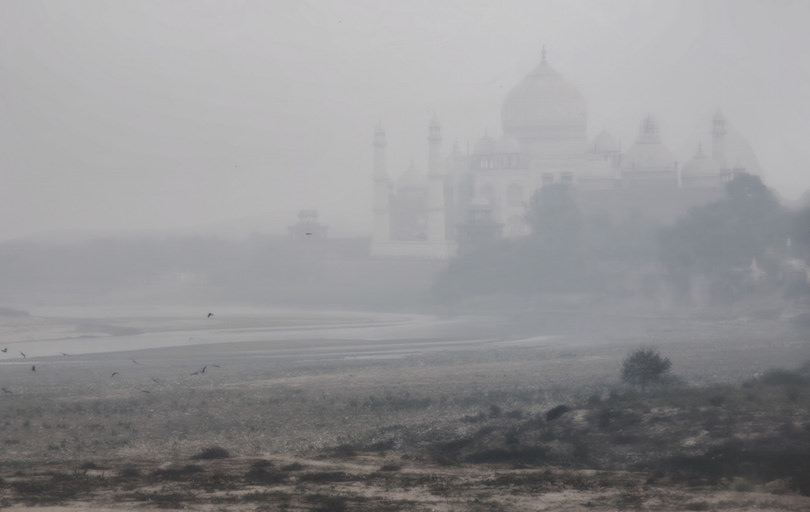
[309,495,349,512]
[118,467,140,478]
[545,405,571,421]
[191,446,231,460]
[245,461,286,485]
[621,347,672,391]
[760,369,808,387]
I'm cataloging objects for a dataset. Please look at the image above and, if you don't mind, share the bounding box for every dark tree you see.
[432,184,591,301]
[657,173,789,301]
[791,206,810,249]
[521,184,587,291]
[525,183,582,247]
[621,347,672,392]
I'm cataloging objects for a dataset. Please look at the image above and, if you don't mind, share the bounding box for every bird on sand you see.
[31,365,35,372]
[207,312,214,318]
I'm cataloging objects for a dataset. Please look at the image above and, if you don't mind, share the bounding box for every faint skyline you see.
[0,0,808,241]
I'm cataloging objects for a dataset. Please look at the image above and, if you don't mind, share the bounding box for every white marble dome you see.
[501,56,587,140]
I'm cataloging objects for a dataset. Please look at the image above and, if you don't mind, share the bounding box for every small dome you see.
[472,134,496,155]
[621,116,676,170]
[682,145,720,176]
[496,135,522,154]
[592,130,619,153]
[396,162,426,188]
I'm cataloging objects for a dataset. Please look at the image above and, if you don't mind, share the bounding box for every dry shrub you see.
[191,446,231,460]
[545,405,570,421]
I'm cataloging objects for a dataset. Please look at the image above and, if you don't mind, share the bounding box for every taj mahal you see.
[370,49,763,260]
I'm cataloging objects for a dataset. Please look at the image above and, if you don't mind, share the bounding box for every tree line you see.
[433,174,810,303]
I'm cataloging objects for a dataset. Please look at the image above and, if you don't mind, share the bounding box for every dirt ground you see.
[0,302,808,510]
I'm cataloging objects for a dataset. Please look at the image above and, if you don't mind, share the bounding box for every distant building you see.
[371,48,764,259]
[288,209,328,238]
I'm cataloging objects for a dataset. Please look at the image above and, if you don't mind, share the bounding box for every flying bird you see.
[1,387,12,394]
[141,390,151,394]
[111,372,119,378]
[20,351,26,358]
[207,313,214,318]
[131,359,141,365]
[1,347,7,353]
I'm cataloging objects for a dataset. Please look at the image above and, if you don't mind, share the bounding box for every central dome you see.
[501,56,587,141]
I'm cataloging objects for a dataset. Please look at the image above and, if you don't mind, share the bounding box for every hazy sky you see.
[0,0,808,240]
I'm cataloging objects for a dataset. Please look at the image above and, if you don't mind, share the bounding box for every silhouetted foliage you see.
[658,174,787,280]
[584,212,660,264]
[525,184,582,248]
[791,206,810,249]
[545,405,571,421]
[433,185,590,301]
[621,347,672,392]
[191,446,231,460]
[245,461,286,485]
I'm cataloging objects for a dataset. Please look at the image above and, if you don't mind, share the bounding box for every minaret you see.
[426,115,447,242]
[372,122,391,242]
[712,110,727,168]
